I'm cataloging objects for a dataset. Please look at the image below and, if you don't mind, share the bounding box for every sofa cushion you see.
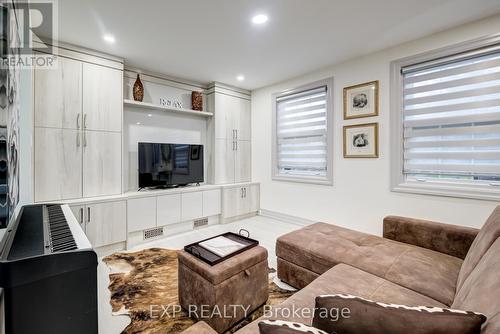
[277,222,462,305]
[234,264,445,334]
[384,246,462,306]
[456,205,500,291]
[313,294,486,334]
[453,237,500,334]
[277,223,408,277]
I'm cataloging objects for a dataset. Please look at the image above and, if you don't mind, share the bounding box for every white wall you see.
[251,14,500,234]
[123,71,209,190]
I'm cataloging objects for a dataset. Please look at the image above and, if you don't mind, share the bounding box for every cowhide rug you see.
[103,248,295,334]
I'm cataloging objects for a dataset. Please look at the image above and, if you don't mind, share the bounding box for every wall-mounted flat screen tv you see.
[138,143,204,189]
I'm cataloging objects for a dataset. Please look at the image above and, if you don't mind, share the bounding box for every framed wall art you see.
[343,80,379,119]
[343,123,379,158]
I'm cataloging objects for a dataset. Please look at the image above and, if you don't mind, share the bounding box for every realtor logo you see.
[1,0,57,68]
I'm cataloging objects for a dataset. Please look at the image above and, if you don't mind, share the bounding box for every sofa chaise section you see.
[276,217,479,305]
[235,263,448,334]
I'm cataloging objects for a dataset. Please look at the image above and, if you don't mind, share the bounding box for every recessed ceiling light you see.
[236,75,245,82]
[252,14,268,25]
[147,114,152,117]
[103,34,115,43]
[136,122,141,125]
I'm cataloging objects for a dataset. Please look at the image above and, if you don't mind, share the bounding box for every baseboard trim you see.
[259,209,315,226]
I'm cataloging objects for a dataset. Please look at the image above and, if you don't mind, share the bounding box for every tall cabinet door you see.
[82,63,122,132]
[34,128,82,202]
[214,139,235,184]
[214,94,237,140]
[83,131,122,197]
[34,56,82,129]
[235,140,251,183]
[235,98,251,141]
[85,200,126,248]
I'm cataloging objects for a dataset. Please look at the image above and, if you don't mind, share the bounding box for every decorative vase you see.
[133,74,144,102]
[191,91,203,111]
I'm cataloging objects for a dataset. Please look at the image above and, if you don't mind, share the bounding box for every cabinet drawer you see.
[128,197,156,232]
[157,194,181,226]
[203,189,221,217]
[181,192,203,221]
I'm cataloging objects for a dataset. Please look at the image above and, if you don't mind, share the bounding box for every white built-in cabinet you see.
[127,188,221,233]
[70,200,127,248]
[209,85,252,184]
[222,183,260,221]
[34,55,123,202]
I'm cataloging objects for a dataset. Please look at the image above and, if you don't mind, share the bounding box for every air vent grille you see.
[194,218,209,228]
[144,227,164,240]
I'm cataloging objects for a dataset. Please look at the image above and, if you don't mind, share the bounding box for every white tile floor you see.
[97,215,302,334]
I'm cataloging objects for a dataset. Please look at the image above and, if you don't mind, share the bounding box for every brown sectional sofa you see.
[182,206,500,334]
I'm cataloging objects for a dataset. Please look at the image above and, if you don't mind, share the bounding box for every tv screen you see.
[138,143,204,188]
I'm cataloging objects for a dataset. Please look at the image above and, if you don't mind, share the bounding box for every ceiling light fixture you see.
[147,114,152,117]
[252,14,268,25]
[236,75,245,82]
[136,122,141,125]
[103,34,116,43]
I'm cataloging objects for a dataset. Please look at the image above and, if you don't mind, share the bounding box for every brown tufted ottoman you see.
[178,246,269,333]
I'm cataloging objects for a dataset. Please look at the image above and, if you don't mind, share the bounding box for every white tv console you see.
[58,182,259,251]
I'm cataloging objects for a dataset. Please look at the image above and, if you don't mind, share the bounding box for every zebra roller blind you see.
[402,48,500,182]
[276,85,328,178]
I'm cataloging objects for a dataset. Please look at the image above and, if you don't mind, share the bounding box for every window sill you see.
[272,175,333,186]
[392,180,500,201]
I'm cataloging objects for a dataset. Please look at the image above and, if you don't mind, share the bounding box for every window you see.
[391,36,500,200]
[272,78,333,184]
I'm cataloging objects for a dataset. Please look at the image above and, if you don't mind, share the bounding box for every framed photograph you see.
[343,80,379,119]
[343,123,379,158]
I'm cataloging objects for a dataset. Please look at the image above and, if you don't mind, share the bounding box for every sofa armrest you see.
[383,216,479,259]
[181,321,217,334]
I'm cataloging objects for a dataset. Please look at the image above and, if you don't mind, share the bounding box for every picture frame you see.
[343,123,379,158]
[343,80,379,119]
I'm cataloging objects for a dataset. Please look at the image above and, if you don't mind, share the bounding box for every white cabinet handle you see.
[235,141,238,151]
[76,132,80,147]
[244,187,247,198]
[87,207,91,223]
[83,131,87,147]
[77,114,81,129]
[79,208,84,225]
[84,114,87,129]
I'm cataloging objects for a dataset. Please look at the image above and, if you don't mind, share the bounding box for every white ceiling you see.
[55,0,500,90]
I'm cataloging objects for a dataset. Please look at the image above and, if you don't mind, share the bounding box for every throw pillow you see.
[312,294,486,334]
[258,320,328,334]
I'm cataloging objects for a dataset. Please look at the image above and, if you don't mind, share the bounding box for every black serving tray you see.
[184,230,259,266]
